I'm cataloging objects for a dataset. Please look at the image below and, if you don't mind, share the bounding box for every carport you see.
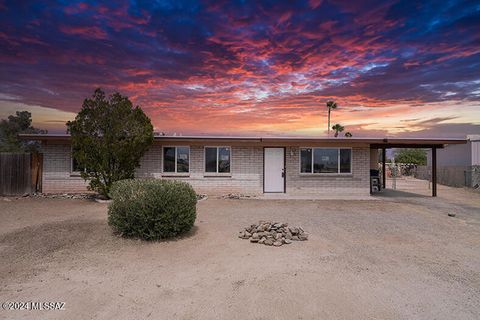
[370,138,467,197]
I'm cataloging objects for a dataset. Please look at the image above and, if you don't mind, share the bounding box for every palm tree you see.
[326,101,337,135]
[344,131,352,137]
[332,123,344,137]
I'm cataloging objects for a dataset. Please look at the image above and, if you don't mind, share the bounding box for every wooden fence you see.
[0,153,43,196]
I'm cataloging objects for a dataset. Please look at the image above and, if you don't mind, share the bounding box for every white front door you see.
[264,148,285,193]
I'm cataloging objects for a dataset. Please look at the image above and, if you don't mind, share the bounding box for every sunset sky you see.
[1,0,479,137]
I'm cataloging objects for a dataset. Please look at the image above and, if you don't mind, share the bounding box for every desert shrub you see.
[108,179,197,240]
[67,88,154,197]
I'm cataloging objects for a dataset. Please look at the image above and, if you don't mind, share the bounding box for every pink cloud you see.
[64,2,89,15]
[308,0,323,9]
[59,25,108,40]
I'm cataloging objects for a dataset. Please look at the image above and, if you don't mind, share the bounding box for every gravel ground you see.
[0,186,479,320]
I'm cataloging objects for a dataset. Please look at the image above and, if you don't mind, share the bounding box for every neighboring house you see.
[19,134,466,196]
[423,135,480,187]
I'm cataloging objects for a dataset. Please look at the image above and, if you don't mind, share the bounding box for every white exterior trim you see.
[203,146,232,175]
[298,147,353,175]
[162,145,190,175]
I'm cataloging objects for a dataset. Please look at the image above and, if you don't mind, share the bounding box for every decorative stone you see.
[238,221,308,246]
[264,239,274,246]
[298,234,309,241]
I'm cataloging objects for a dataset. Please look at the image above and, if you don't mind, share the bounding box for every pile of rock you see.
[238,221,308,246]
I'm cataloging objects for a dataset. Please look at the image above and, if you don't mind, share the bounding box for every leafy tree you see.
[332,123,344,137]
[0,111,46,152]
[394,148,427,165]
[326,101,337,135]
[66,89,154,197]
[376,150,392,163]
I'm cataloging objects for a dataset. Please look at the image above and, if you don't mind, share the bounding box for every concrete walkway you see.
[258,193,376,200]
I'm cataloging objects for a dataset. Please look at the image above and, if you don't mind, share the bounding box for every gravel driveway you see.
[1,188,479,320]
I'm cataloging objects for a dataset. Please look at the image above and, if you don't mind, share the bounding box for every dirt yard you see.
[1,187,479,319]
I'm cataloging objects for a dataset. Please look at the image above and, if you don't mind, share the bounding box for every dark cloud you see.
[0,0,479,134]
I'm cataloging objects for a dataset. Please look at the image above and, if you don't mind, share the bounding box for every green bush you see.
[108,179,197,240]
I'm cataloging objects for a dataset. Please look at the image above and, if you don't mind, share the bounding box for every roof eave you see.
[17,133,468,146]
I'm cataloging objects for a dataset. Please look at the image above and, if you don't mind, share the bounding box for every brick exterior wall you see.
[285,147,370,196]
[41,143,90,193]
[135,145,264,195]
[40,142,370,196]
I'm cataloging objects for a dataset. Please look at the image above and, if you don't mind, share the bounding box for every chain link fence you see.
[414,165,480,189]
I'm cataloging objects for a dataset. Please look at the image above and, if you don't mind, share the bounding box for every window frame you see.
[299,147,353,175]
[162,146,190,174]
[203,146,232,175]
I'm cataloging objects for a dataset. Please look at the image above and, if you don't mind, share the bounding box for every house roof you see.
[18,133,467,148]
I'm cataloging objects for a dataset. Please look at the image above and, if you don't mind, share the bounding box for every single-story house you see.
[20,134,466,197]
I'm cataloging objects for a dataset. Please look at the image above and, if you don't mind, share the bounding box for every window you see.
[300,148,312,173]
[300,148,351,174]
[205,147,230,173]
[163,146,190,173]
[339,149,351,173]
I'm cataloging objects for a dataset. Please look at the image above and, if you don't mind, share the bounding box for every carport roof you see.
[19,133,467,147]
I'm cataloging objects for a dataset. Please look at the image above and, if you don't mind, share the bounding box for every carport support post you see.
[432,146,437,197]
[382,148,386,189]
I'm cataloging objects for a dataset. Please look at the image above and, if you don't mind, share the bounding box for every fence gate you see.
[0,153,43,196]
